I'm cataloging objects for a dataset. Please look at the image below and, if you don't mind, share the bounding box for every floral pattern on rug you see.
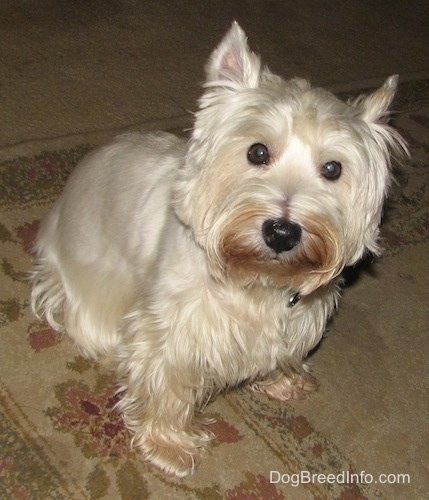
[47,379,128,461]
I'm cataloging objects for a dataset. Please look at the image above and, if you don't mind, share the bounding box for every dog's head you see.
[174,22,406,295]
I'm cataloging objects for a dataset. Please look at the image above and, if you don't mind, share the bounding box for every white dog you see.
[31,22,406,476]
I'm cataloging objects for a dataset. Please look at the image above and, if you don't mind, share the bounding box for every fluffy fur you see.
[31,22,406,476]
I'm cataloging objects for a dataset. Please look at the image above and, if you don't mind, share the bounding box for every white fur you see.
[31,22,406,476]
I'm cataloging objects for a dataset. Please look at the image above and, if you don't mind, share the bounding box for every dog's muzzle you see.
[262,218,302,254]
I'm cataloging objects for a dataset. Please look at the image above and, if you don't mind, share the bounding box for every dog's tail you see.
[30,257,66,332]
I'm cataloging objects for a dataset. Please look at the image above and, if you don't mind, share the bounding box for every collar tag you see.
[288,292,301,307]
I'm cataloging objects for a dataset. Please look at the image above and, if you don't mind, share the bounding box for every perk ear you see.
[204,21,261,89]
[353,75,399,123]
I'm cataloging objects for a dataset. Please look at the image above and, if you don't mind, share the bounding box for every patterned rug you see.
[1,79,428,499]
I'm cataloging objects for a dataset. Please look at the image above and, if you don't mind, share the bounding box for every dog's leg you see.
[116,340,213,477]
[248,367,317,401]
[131,408,213,478]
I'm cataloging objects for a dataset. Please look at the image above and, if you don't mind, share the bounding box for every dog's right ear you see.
[204,21,261,90]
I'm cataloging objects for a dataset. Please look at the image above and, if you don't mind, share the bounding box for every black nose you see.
[262,218,302,253]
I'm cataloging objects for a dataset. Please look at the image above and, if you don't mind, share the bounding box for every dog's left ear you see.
[205,21,261,89]
[354,75,398,123]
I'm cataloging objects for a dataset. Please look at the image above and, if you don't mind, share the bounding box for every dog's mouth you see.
[216,213,345,295]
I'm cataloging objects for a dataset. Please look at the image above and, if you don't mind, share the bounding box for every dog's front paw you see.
[249,371,318,401]
[133,428,213,477]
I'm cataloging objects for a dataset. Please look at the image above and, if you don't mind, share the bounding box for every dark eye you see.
[248,143,270,165]
[321,160,342,180]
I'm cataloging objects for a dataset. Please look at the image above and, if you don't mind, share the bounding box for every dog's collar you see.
[288,292,301,307]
